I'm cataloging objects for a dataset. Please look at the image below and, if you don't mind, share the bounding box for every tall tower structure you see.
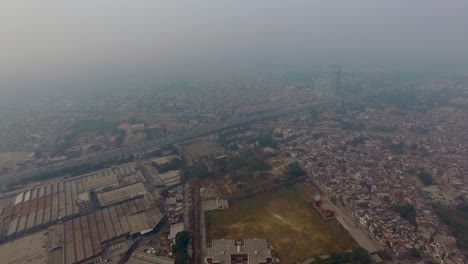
[332,64,342,95]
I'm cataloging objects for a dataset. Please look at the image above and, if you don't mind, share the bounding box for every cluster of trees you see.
[435,204,468,253]
[187,161,210,179]
[228,151,271,183]
[382,138,405,155]
[232,168,254,183]
[379,88,418,110]
[283,161,306,180]
[54,119,120,155]
[114,129,127,148]
[309,108,320,125]
[173,231,191,264]
[456,202,468,212]
[377,87,452,114]
[217,127,250,147]
[144,127,167,141]
[417,171,434,186]
[316,247,371,264]
[337,119,366,130]
[245,132,277,148]
[312,132,326,140]
[393,204,417,227]
[230,151,270,172]
[371,125,396,132]
[348,136,368,147]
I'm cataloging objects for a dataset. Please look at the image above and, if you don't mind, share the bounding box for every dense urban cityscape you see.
[2,1,468,264]
[1,67,468,264]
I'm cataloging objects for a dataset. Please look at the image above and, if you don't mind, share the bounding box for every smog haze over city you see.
[1,1,468,264]
[2,1,468,103]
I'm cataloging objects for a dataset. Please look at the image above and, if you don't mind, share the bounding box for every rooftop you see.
[63,197,163,264]
[206,239,273,264]
[97,182,147,207]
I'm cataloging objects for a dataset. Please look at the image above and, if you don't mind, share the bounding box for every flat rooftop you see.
[169,222,185,240]
[158,170,181,187]
[97,182,147,207]
[152,155,178,167]
[206,239,273,264]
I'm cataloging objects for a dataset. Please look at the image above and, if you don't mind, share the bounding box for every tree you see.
[173,231,191,264]
[160,189,169,198]
[409,248,422,259]
[283,162,306,180]
[393,204,417,227]
[190,162,210,178]
[418,171,433,186]
[350,247,371,264]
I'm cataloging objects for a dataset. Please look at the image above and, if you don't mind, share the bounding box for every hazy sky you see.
[1,1,468,100]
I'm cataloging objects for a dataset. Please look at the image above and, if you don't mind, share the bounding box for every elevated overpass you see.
[0,98,338,187]
[0,79,422,188]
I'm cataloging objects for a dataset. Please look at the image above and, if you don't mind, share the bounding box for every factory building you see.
[0,163,139,241]
[97,182,147,208]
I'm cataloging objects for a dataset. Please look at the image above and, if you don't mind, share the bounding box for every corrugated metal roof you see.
[62,198,163,264]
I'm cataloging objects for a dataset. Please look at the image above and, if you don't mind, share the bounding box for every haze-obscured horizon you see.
[1,0,468,103]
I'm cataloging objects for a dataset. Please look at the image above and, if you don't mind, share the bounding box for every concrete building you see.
[331,64,342,95]
[97,182,147,207]
[312,195,335,219]
[157,170,181,187]
[152,157,171,167]
[202,199,229,212]
[63,197,163,264]
[205,239,273,264]
[76,192,92,214]
[169,222,185,240]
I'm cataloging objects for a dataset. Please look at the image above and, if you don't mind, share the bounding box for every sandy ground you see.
[206,182,357,264]
[0,232,48,264]
[182,140,223,161]
[127,133,146,144]
[119,123,147,145]
[0,151,32,169]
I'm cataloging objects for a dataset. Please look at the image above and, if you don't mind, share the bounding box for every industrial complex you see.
[0,159,182,264]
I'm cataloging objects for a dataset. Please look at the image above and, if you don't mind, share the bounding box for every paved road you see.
[0,100,335,188]
[1,79,422,188]
[200,197,206,261]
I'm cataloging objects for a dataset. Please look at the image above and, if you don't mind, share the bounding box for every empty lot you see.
[206,182,357,264]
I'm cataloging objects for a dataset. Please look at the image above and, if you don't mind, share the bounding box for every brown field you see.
[147,114,184,131]
[206,182,358,264]
[0,151,32,169]
[0,232,48,264]
[182,139,224,161]
[127,132,146,144]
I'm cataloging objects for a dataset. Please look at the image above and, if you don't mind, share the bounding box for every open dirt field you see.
[0,151,32,169]
[206,182,358,264]
[147,114,184,131]
[0,232,48,264]
[182,139,224,161]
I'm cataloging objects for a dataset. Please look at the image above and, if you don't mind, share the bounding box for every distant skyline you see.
[1,1,468,101]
